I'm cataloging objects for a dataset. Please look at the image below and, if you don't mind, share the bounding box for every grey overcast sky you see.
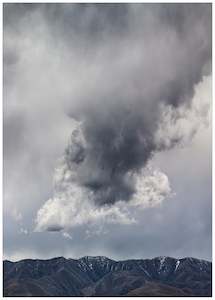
[3,3,212,261]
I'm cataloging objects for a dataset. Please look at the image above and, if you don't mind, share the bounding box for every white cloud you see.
[130,168,172,208]
[19,228,28,235]
[62,232,73,240]
[35,157,171,234]
[155,76,211,150]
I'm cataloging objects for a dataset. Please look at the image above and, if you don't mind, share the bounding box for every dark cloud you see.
[46,225,64,232]
[55,3,211,206]
[4,2,211,209]
[3,3,212,261]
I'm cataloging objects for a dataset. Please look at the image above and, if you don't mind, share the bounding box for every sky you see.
[3,3,212,261]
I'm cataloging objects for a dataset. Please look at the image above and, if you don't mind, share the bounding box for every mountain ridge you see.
[4,254,211,263]
[4,255,212,296]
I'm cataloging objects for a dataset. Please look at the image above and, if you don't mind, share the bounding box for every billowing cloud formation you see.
[32,4,211,232]
[4,4,211,234]
[35,148,171,231]
[3,4,212,261]
[155,76,211,150]
[65,4,210,206]
[35,75,210,232]
[35,125,172,232]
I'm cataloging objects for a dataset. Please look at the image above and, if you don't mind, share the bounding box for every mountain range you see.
[3,255,212,296]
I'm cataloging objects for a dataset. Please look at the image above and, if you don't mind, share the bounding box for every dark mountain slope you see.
[126,281,193,296]
[3,256,212,296]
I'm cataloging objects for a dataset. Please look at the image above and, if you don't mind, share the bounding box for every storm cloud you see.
[17,3,211,232]
[3,3,212,258]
